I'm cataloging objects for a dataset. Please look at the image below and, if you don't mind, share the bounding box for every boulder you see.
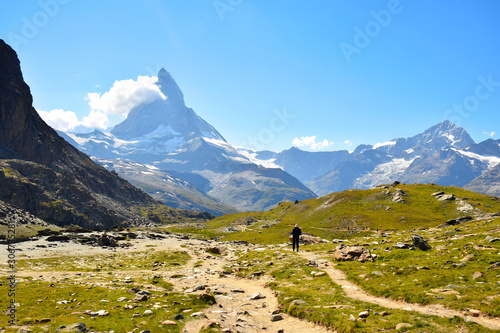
[271,314,283,322]
[445,216,473,226]
[438,194,455,201]
[334,244,374,262]
[412,234,431,251]
[288,233,324,244]
[358,311,370,318]
[248,293,266,300]
[470,309,481,317]
[54,323,88,332]
[393,242,412,249]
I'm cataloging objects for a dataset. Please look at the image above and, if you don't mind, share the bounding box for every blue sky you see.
[1,1,499,152]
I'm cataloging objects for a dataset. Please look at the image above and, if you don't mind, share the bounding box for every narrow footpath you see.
[298,251,500,331]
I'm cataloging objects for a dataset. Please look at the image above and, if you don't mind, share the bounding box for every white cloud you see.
[37,75,167,133]
[483,131,495,137]
[37,109,81,132]
[86,75,166,116]
[292,136,333,150]
[82,110,108,129]
[344,140,353,146]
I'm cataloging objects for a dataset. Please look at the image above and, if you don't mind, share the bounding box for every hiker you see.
[291,224,302,252]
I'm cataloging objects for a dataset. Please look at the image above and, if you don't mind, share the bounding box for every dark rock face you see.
[412,234,432,251]
[0,39,162,229]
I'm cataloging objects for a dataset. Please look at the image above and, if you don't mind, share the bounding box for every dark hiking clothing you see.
[291,226,302,252]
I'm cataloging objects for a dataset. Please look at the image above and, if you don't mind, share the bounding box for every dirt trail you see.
[169,239,332,333]
[298,251,500,331]
[0,234,332,333]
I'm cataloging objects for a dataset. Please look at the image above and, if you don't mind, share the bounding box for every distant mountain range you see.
[63,68,500,215]
[63,68,316,214]
[4,35,497,232]
[254,121,500,197]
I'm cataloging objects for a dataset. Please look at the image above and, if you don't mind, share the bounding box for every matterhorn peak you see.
[156,68,184,105]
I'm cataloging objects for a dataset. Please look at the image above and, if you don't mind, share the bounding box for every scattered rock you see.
[445,216,473,226]
[47,234,71,242]
[474,244,496,251]
[349,314,356,322]
[392,189,408,203]
[472,271,483,279]
[97,234,117,247]
[206,247,222,255]
[202,321,220,330]
[133,294,148,302]
[299,234,325,245]
[470,309,481,317]
[54,322,88,332]
[314,271,326,277]
[460,254,474,262]
[143,309,153,316]
[393,242,412,249]
[305,260,318,267]
[161,320,177,325]
[358,311,370,318]
[248,293,266,300]
[290,299,307,307]
[334,244,374,262]
[438,194,455,201]
[271,314,283,322]
[412,234,431,251]
[231,288,245,293]
[456,200,474,213]
[173,314,184,320]
[190,312,208,319]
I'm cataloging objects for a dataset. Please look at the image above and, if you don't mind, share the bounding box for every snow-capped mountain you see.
[235,146,351,184]
[371,120,474,158]
[66,69,316,213]
[305,121,500,196]
[92,157,238,216]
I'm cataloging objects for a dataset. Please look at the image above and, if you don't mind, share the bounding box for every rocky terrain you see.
[1,213,499,332]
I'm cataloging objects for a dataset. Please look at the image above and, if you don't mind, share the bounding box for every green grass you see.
[324,217,500,317]
[197,184,500,245]
[11,250,190,272]
[0,277,215,332]
[231,249,493,332]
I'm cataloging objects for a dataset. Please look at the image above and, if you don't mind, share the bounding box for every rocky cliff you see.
[0,39,209,229]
